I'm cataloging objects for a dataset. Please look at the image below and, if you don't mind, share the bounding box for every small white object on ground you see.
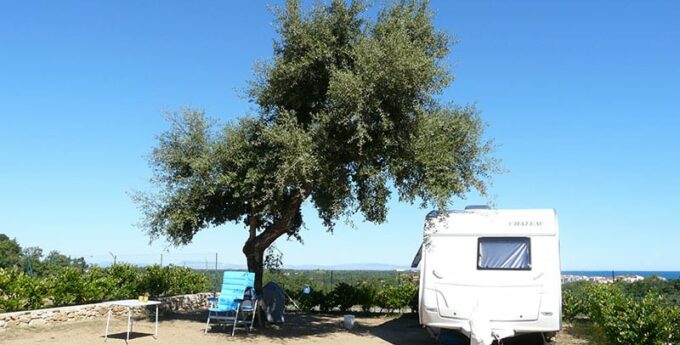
[343,314,355,330]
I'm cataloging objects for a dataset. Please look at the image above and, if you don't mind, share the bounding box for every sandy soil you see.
[0,312,588,345]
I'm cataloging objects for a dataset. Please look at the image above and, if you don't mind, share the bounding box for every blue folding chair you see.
[204,271,257,336]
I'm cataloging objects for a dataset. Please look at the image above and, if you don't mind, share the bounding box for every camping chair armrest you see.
[207,297,218,307]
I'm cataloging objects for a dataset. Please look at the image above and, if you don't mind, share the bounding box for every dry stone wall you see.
[0,292,214,332]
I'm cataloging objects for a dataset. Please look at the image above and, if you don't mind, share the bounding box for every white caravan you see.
[412,207,561,344]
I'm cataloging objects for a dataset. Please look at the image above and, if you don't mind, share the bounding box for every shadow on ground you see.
[157,310,434,344]
[101,331,155,341]
[364,314,434,345]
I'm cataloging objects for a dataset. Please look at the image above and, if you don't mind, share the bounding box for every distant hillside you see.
[93,260,412,271]
[282,263,413,271]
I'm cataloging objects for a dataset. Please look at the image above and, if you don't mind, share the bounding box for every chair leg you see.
[204,312,211,335]
[232,305,240,336]
[250,306,257,331]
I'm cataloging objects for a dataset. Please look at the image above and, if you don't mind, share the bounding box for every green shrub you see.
[138,265,209,297]
[585,283,680,345]
[356,282,378,312]
[408,287,419,313]
[1,264,213,312]
[163,265,209,295]
[376,282,417,313]
[47,267,86,306]
[562,281,590,320]
[0,268,46,312]
[296,289,322,312]
[107,264,142,299]
[317,290,336,312]
[139,265,169,297]
[81,266,116,303]
[330,283,358,312]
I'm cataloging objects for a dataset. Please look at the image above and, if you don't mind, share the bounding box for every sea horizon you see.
[562,270,680,280]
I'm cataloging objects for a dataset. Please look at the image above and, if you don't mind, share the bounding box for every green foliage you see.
[80,266,110,303]
[0,263,212,312]
[0,268,46,312]
[0,234,89,277]
[0,234,23,269]
[107,264,142,299]
[562,281,680,345]
[620,275,680,304]
[586,283,680,345]
[562,281,590,321]
[267,270,419,313]
[47,267,86,306]
[356,281,378,312]
[40,251,88,277]
[408,286,419,313]
[296,290,326,312]
[317,290,336,312]
[21,247,44,275]
[139,265,209,297]
[139,265,170,297]
[136,0,497,292]
[43,266,102,306]
[330,282,358,312]
[163,265,210,296]
[376,281,418,312]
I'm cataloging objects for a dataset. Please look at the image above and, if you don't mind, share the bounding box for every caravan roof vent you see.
[464,205,491,210]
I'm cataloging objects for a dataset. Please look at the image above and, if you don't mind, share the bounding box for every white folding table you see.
[104,299,161,343]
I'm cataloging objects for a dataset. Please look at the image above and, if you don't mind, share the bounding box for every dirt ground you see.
[0,312,589,345]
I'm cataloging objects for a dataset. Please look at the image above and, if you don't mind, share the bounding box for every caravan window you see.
[477,237,531,270]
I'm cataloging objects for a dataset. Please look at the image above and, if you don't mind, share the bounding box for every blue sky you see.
[1,1,678,270]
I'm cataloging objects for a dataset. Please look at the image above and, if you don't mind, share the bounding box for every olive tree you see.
[136,0,498,292]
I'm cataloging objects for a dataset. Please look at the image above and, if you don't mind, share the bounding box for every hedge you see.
[563,281,680,345]
[285,280,418,313]
[0,264,209,313]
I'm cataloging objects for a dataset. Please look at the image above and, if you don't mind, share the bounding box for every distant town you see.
[561,273,664,284]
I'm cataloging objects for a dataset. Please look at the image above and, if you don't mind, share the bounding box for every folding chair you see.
[204,271,257,336]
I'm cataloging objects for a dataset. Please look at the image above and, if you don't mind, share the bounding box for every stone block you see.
[52,312,67,322]
[29,318,47,327]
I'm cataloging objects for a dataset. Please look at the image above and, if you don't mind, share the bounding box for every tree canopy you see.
[136,0,498,291]
[0,233,87,276]
[0,234,22,269]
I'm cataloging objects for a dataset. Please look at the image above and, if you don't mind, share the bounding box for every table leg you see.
[154,304,159,339]
[104,307,112,342]
[126,307,131,344]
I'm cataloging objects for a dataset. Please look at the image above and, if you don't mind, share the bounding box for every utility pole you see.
[214,253,219,296]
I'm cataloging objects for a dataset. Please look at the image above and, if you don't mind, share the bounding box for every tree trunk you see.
[242,190,306,294]
[243,240,265,294]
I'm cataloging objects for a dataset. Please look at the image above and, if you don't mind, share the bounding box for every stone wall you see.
[0,292,214,332]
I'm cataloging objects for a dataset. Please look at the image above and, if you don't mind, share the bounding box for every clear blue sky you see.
[1,1,679,270]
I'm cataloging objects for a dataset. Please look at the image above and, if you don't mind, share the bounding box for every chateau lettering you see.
[508,221,544,227]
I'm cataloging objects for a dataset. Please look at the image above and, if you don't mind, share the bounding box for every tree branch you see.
[255,189,306,249]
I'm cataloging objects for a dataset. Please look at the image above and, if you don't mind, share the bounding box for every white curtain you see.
[478,238,530,269]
